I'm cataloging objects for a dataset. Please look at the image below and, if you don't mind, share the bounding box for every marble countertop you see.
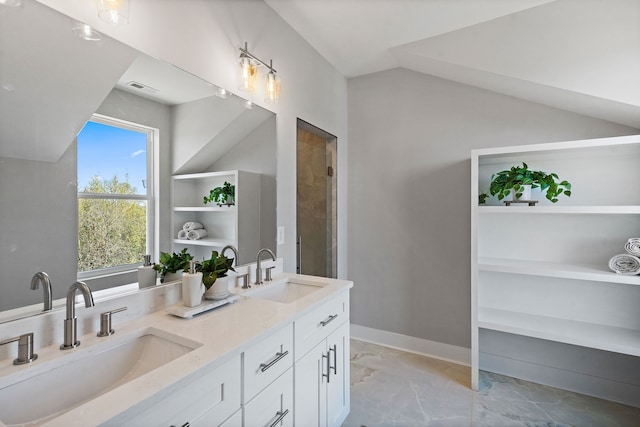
[0,272,352,427]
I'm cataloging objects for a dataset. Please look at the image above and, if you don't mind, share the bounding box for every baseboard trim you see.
[481,352,640,408]
[350,324,471,367]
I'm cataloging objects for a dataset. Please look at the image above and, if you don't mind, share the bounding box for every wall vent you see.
[125,81,158,93]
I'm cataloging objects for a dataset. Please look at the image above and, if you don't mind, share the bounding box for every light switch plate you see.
[277,226,285,245]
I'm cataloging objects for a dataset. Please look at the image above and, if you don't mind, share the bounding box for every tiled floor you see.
[344,339,640,427]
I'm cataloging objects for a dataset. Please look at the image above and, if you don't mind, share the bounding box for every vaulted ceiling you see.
[266,0,640,128]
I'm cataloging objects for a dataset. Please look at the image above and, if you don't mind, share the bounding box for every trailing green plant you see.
[203,181,235,205]
[198,250,236,289]
[153,248,193,279]
[479,162,571,204]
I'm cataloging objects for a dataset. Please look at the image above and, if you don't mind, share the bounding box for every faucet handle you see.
[265,266,276,282]
[0,332,38,365]
[238,273,251,289]
[97,306,127,337]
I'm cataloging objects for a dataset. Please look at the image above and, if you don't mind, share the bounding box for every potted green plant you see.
[199,250,236,300]
[203,181,235,206]
[479,162,571,204]
[153,248,193,282]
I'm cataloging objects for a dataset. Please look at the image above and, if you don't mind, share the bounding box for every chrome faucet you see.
[30,272,53,312]
[221,245,239,266]
[254,248,276,285]
[60,281,94,350]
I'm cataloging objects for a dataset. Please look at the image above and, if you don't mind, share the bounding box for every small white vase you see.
[182,272,203,307]
[204,276,230,300]
[511,184,532,201]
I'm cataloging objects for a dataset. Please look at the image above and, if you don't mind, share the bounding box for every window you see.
[77,114,155,277]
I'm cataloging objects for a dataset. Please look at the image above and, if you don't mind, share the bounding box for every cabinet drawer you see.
[116,355,241,427]
[193,407,242,427]
[244,323,293,401]
[294,291,349,361]
[244,368,293,427]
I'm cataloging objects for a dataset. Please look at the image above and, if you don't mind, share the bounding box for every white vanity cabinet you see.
[294,291,350,427]
[172,170,260,264]
[112,354,241,427]
[243,323,293,401]
[471,135,640,406]
[244,368,294,427]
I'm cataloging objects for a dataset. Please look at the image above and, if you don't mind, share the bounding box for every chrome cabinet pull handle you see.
[330,344,337,375]
[260,350,289,372]
[322,351,331,383]
[320,314,338,327]
[269,409,289,427]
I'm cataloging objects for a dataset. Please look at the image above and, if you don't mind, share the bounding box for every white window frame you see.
[77,113,157,280]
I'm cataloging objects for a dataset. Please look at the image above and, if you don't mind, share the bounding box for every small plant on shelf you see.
[198,250,236,289]
[153,248,193,281]
[479,162,572,204]
[203,181,235,206]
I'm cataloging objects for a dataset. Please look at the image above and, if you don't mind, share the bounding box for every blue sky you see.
[77,121,148,194]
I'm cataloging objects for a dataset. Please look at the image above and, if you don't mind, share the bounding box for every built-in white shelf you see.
[173,238,237,248]
[478,258,640,286]
[479,307,640,357]
[478,206,640,214]
[471,134,640,402]
[174,206,236,212]
[172,170,261,265]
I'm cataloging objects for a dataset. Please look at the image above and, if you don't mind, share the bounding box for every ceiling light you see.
[0,0,22,6]
[72,22,101,41]
[238,42,280,103]
[244,100,254,110]
[216,87,230,99]
[96,0,130,26]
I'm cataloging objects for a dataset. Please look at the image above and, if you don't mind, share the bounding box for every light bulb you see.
[265,70,280,103]
[238,55,257,92]
[97,0,129,25]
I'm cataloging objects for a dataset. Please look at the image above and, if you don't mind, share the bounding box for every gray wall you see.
[0,145,77,309]
[210,116,278,254]
[347,68,639,349]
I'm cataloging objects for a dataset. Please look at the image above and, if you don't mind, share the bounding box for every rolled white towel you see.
[177,229,188,240]
[183,221,204,231]
[624,238,640,257]
[608,254,640,275]
[187,228,208,240]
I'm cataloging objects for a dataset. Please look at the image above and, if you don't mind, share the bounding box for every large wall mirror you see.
[0,0,277,321]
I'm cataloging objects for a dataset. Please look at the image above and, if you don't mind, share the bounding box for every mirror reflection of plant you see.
[153,248,193,278]
[203,181,235,205]
[198,250,236,289]
[479,162,571,204]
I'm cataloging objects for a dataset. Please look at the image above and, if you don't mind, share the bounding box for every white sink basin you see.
[0,327,201,426]
[247,278,326,303]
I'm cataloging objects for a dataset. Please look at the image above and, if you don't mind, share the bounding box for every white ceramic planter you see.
[204,276,230,300]
[163,271,183,283]
[511,184,532,201]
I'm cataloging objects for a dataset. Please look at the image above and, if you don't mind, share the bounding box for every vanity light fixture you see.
[238,42,280,103]
[96,0,130,26]
[72,22,101,41]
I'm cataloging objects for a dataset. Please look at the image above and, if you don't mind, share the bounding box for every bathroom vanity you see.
[0,270,352,427]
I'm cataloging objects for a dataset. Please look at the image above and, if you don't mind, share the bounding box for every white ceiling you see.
[265,0,640,128]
